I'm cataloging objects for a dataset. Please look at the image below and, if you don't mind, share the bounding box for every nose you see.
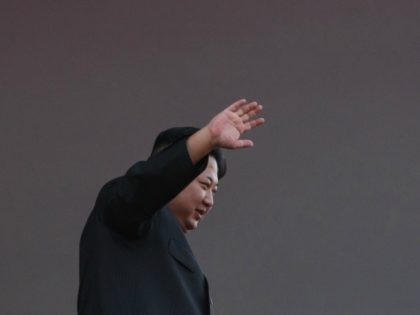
[203,191,214,210]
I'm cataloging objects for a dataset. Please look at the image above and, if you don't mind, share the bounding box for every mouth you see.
[194,209,204,220]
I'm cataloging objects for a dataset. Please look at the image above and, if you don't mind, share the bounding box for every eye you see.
[201,181,217,195]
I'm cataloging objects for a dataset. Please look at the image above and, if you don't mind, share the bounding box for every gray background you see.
[1,0,419,314]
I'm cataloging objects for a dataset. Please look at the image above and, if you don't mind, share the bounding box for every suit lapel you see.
[162,206,202,274]
[163,206,213,313]
[204,275,214,314]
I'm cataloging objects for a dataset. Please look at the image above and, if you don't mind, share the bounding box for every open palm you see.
[206,98,265,149]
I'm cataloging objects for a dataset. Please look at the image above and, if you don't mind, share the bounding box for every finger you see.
[227,98,247,112]
[241,104,263,122]
[233,139,254,149]
[237,102,258,117]
[244,117,265,130]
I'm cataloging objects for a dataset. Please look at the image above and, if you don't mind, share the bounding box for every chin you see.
[185,219,199,231]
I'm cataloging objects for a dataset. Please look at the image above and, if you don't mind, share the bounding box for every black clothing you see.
[77,137,214,315]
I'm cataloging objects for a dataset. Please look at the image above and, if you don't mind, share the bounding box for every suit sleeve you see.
[98,136,209,237]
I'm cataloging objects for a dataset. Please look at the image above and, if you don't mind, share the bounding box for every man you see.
[77,98,265,315]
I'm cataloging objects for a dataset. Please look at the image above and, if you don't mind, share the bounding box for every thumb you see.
[233,139,254,149]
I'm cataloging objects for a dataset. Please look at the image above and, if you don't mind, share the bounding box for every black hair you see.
[149,126,227,179]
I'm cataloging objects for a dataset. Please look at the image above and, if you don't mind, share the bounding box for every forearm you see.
[186,126,215,165]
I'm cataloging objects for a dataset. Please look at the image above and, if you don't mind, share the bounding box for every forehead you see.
[201,156,218,183]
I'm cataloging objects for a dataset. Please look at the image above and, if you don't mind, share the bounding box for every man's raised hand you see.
[205,98,265,150]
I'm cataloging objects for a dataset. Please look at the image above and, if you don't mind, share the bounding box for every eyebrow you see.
[206,176,219,187]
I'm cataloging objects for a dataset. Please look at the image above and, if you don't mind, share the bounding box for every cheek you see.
[192,186,206,201]
[186,184,204,198]
[179,185,204,206]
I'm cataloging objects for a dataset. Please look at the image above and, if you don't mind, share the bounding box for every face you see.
[167,155,219,233]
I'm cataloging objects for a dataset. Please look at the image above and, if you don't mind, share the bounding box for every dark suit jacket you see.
[77,137,214,315]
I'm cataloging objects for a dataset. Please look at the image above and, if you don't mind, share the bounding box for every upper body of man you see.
[77,99,265,315]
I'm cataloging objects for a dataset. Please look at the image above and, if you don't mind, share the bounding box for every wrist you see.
[186,126,215,165]
[201,125,217,148]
